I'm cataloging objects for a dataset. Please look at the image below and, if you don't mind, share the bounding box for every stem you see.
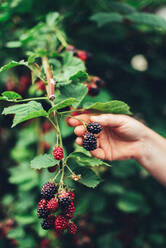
[42,56,56,101]
[15,97,48,102]
[52,169,61,182]
[66,164,75,175]
[47,116,58,132]
[70,116,87,129]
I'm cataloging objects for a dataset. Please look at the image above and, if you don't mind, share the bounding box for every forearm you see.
[136,128,166,185]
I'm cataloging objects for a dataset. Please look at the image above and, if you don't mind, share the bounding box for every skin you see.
[67,114,166,186]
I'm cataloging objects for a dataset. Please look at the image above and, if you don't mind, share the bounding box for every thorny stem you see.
[42,55,66,190]
[69,116,87,129]
[42,56,56,101]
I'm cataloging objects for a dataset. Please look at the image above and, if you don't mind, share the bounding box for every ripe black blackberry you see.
[87,122,102,134]
[41,182,57,200]
[83,132,97,151]
[58,192,71,209]
[41,215,55,230]
[37,208,49,218]
[88,87,100,96]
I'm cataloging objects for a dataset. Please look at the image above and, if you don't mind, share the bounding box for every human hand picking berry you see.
[68,114,166,185]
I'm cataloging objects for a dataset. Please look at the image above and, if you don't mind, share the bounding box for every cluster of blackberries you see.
[83,122,102,151]
[37,182,77,235]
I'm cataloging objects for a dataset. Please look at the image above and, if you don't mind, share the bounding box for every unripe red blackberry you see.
[77,50,87,61]
[41,215,55,230]
[58,191,71,209]
[41,182,57,200]
[83,132,97,151]
[47,198,59,212]
[54,215,69,232]
[53,146,64,160]
[87,122,102,134]
[67,222,77,235]
[68,191,75,202]
[38,199,48,209]
[64,202,75,219]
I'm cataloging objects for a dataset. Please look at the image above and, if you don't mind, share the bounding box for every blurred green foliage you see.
[0,0,166,248]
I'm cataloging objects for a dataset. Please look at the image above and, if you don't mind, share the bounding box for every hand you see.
[68,113,166,185]
[67,113,147,161]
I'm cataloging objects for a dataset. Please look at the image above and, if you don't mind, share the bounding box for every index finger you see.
[67,114,91,127]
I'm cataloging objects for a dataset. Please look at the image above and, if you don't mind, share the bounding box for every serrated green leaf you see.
[31,154,58,169]
[48,98,78,114]
[0,60,25,72]
[2,101,48,127]
[90,12,123,27]
[74,167,101,188]
[2,91,22,100]
[58,83,88,108]
[9,163,38,186]
[126,12,166,31]
[54,51,86,81]
[84,100,131,115]
[68,152,111,167]
[70,71,88,83]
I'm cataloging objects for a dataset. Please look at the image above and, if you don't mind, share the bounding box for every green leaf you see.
[54,51,86,81]
[117,192,146,213]
[6,41,22,48]
[8,227,25,239]
[31,154,58,170]
[126,13,166,31]
[58,83,88,108]
[110,2,136,15]
[1,91,22,101]
[70,71,88,83]
[9,163,38,186]
[48,98,78,114]
[15,215,35,225]
[68,152,111,167]
[0,60,25,72]
[2,101,48,127]
[74,167,101,188]
[46,12,60,26]
[90,13,123,27]
[84,100,131,115]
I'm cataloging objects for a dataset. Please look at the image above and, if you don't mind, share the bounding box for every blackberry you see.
[83,132,97,151]
[67,223,77,235]
[88,87,100,96]
[87,122,102,134]
[41,215,55,230]
[37,208,49,218]
[41,182,57,200]
[55,215,69,232]
[58,192,71,209]
[64,202,75,219]
[53,146,64,160]
[96,79,103,87]
[47,198,59,212]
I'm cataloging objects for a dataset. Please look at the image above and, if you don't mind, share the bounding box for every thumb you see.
[90,114,126,128]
